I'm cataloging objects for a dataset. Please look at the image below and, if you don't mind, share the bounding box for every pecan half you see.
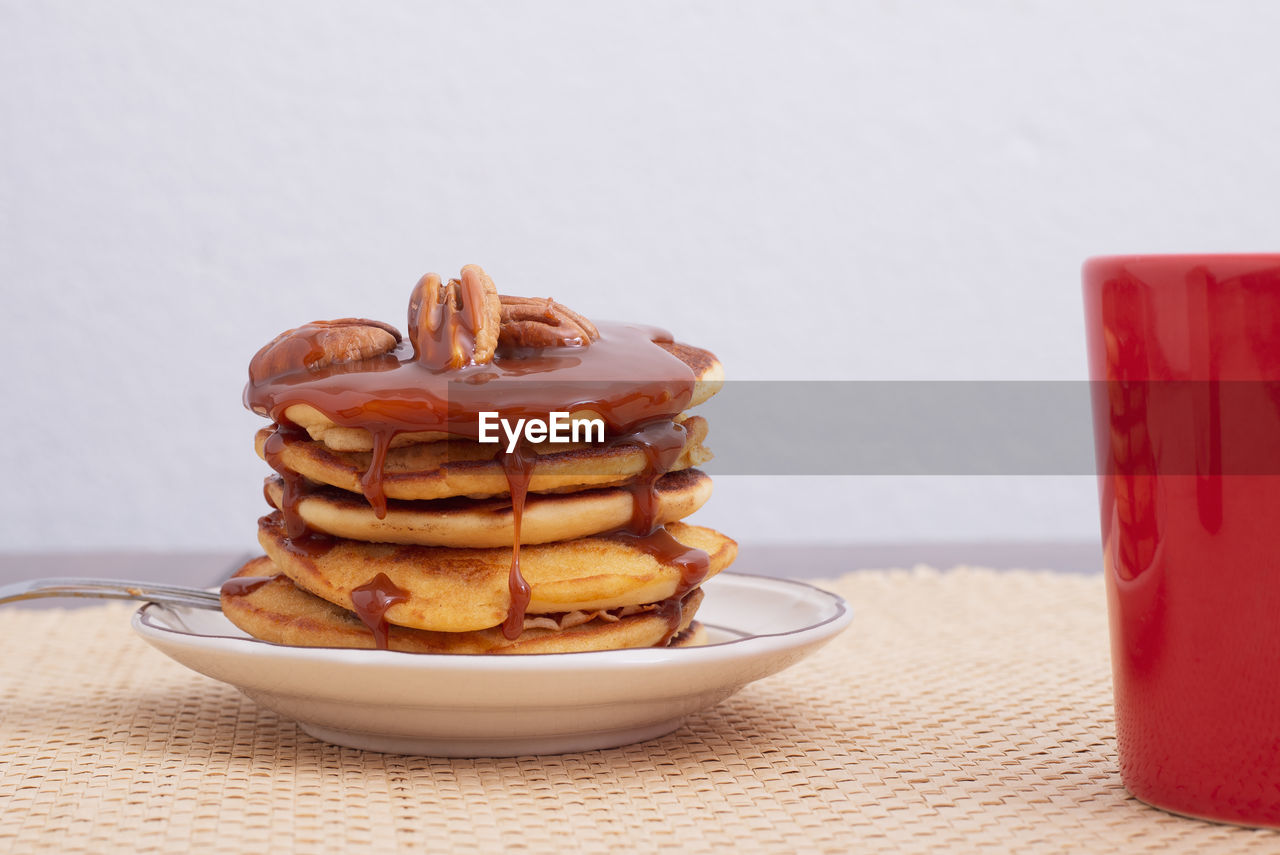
[498,295,600,348]
[408,264,502,370]
[248,319,401,385]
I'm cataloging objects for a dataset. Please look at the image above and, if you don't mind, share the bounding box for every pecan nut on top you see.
[498,295,600,349]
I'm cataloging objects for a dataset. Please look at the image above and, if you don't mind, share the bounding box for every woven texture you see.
[2,568,1278,854]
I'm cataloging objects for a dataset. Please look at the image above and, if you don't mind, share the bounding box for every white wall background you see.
[4,1,1279,550]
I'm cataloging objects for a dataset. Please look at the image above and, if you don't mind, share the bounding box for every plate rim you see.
[132,571,852,669]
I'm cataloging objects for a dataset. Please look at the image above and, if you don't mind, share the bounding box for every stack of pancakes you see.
[221,265,736,654]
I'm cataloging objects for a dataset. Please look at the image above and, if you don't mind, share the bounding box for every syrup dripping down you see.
[653,589,696,645]
[274,518,337,559]
[350,572,410,650]
[611,418,688,535]
[358,428,394,519]
[611,526,711,644]
[608,417,710,644]
[499,439,537,640]
[261,424,310,538]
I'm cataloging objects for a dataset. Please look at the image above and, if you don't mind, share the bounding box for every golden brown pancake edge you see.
[256,515,737,633]
[221,557,705,654]
[255,415,712,501]
[263,468,713,547]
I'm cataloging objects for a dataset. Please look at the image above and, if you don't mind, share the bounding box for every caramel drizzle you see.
[607,416,710,645]
[611,527,711,644]
[612,418,689,535]
[219,574,282,598]
[247,322,696,447]
[349,572,410,651]
[274,519,337,559]
[499,439,537,639]
[261,425,310,538]
[359,430,394,519]
[654,588,699,645]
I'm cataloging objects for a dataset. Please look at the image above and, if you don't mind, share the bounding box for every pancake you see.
[257,514,737,632]
[256,415,712,501]
[285,342,725,452]
[221,557,705,654]
[264,468,713,547]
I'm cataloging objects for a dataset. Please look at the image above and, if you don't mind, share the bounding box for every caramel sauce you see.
[603,417,710,646]
[611,418,689,534]
[276,523,337,559]
[219,574,282,598]
[591,526,711,646]
[261,425,311,537]
[246,321,694,451]
[653,588,701,645]
[359,430,393,519]
[349,572,410,650]
[613,527,711,599]
[258,511,337,559]
[500,439,537,639]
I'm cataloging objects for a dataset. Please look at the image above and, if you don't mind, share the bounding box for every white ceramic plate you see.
[132,572,851,757]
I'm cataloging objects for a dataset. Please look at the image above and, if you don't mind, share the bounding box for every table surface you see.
[3,567,1275,854]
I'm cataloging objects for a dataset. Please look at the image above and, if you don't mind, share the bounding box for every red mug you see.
[1084,254,1280,827]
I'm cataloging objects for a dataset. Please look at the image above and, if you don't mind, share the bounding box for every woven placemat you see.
[1,567,1277,854]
